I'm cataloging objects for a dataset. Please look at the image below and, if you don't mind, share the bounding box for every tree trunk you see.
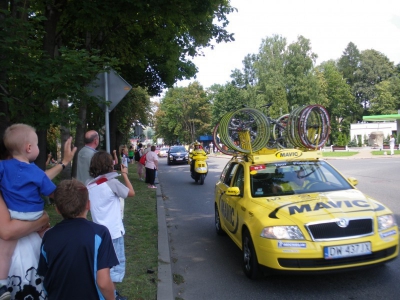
[72,104,87,178]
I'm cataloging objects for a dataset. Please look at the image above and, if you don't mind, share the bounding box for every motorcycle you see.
[188,143,208,185]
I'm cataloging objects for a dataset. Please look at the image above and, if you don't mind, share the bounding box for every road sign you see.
[87,69,132,112]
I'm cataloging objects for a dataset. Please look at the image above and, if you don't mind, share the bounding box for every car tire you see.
[200,174,205,185]
[242,229,262,279]
[215,205,225,236]
[167,159,171,165]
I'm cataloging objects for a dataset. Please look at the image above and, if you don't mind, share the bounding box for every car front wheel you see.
[242,229,261,279]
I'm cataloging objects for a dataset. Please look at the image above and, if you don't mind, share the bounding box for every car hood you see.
[251,189,390,222]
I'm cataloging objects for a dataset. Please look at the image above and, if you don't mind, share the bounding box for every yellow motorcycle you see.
[188,142,208,185]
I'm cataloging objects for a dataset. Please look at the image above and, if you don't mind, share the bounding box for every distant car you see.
[155,147,160,156]
[158,147,169,157]
[215,148,399,279]
[167,146,189,165]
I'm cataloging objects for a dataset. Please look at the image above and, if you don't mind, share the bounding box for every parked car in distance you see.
[167,146,189,165]
[158,147,169,157]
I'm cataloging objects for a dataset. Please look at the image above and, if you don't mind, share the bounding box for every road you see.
[158,156,400,300]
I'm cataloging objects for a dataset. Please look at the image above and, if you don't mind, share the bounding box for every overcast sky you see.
[176,0,400,89]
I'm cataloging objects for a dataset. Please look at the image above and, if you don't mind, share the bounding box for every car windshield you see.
[170,147,186,153]
[161,147,169,151]
[250,161,354,197]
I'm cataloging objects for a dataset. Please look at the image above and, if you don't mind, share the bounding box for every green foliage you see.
[336,132,347,146]
[155,82,211,144]
[353,49,395,118]
[348,136,358,147]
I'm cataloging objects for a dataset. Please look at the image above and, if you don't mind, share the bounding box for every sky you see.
[176,0,400,89]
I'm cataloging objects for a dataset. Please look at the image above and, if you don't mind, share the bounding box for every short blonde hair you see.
[3,123,36,156]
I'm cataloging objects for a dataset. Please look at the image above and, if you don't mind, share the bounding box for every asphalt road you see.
[158,156,400,300]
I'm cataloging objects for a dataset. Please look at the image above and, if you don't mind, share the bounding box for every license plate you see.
[176,158,183,160]
[324,242,371,259]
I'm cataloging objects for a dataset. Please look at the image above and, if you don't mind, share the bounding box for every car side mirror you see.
[347,177,358,186]
[226,187,240,196]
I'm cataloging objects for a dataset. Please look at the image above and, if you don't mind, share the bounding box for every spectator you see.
[1,136,76,299]
[76,130,99,184]
[38,179,118,300]
[87,151,135,300]
[0,124,57,300]
[136,143,144,181]
[128,145,134,164]
[389,135,395,156]
[145,145,158,189]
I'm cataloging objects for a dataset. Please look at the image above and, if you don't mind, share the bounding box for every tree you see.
[337,42,360,86]
[0,0,236,172]
[316,60,354,143]
[254,35,288,118]
[369,80,397,115]
[284,36,321,108]
[155,82,211,144]
[353,49,395,115]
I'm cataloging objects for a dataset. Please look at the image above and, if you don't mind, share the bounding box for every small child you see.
[37,179,118,299]
[86,151,135,300]
[0,124,56,300]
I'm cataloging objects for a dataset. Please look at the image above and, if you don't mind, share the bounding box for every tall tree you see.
[337,42,360,86]
[155,82,211,144]
[254,35,288,118]
[353,49,395,115]
[284,35,320,108]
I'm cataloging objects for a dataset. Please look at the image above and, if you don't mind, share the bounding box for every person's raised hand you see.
[121,164,128,175]
[63,137,77,164]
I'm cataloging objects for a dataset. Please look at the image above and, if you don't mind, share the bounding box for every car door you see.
[218,163,245,247]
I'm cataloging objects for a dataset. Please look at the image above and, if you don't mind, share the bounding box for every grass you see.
[371,150,400,156]
[321,151,359,157]
[46,163,158,300]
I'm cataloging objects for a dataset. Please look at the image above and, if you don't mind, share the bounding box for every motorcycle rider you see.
[190,142,207,174]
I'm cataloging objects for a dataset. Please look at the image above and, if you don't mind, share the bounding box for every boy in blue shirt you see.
[38,179,118,299]
[0,124,56,300]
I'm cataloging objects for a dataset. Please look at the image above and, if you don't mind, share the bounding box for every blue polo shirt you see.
[0,158,56,212]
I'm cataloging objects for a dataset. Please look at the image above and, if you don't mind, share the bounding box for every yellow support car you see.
[214,148,399,279]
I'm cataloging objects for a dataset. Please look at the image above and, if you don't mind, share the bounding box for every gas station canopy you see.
[363,114,400,122]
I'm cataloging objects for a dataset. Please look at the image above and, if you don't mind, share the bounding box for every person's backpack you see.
[134,150,141,161]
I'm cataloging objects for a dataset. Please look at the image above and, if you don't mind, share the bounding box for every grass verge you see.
[371,150,400,156]
[46,163,158,300]
[321,151,359,157]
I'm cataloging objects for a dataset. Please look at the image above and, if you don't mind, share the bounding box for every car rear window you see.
[170,147,186,153]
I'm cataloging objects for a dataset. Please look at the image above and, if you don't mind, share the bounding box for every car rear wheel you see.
[242,229,262,279]
[215,206,225,236]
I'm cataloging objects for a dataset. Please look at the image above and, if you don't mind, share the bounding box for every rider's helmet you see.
[194,141,201,149]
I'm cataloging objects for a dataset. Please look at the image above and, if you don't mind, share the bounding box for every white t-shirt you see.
[87,173,129,239]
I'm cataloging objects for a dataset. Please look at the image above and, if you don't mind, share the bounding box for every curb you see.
[156,178,174,300]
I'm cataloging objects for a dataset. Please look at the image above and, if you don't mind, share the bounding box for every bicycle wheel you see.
[270,114,290,149]
[217,108,271,154]
[298,105,330,149]
[286,105,330,149]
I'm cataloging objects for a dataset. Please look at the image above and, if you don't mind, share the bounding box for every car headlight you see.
[260,226,305,240]
[378,214,397,231]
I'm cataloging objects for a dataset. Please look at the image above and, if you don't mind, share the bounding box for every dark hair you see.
[54,179,88,219]
[138,143,142,149]
[89,151,113,178]
[151,145,156,151]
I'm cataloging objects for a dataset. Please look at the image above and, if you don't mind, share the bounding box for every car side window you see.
[222,163,238,186]
[232,165,245,196]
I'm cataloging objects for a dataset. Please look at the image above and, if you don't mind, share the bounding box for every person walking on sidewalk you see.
[389,135,395,156]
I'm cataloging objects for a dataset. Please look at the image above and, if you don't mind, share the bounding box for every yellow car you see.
[214,148,399,279]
